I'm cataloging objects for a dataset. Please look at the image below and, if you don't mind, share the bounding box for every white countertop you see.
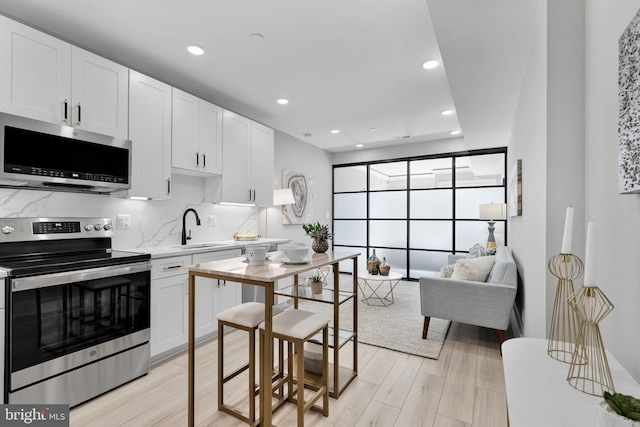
[118,238,290,259]
[502,337,640,427]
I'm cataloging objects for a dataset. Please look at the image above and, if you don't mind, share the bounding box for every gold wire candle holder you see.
[566,285,615,396]
[547,253,584,363]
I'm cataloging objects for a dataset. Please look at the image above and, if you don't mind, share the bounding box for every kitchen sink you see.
[171,243,228,250]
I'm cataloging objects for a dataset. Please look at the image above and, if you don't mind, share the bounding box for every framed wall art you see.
[282,169,313,224]
[508,159,522,217]
[619,8,640,194]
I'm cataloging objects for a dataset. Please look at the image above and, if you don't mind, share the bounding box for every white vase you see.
[596,401,640,427]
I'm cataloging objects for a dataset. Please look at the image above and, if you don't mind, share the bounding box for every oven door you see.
[9,261,150,392]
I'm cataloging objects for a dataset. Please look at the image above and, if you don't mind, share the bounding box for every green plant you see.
[309,270,323,283]
[302,222,333,242]
[604,391,640,420]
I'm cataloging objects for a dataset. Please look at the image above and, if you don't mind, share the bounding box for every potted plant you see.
[302,222,333,253]
[308,270,324,295]
[600,391,640,425]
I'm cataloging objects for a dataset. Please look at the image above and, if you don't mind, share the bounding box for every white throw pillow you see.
[451,256,496,282]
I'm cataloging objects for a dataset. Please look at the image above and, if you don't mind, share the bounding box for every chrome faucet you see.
[181,208,201,245]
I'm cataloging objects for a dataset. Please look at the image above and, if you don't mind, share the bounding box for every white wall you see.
[506,10,548,339]
[259,130,334,245]
[545,0,586,338]
[585,0,640,381]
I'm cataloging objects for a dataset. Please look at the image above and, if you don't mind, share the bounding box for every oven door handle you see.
[11,261,151,292]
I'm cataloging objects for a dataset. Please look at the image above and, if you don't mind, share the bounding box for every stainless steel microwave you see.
[0,112,131,194]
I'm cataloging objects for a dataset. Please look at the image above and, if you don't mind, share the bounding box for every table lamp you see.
[479,203,506,249]
[265,188,295,237]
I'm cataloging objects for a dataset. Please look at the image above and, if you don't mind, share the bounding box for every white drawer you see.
[192,249,241,264]
[151,255,192,280]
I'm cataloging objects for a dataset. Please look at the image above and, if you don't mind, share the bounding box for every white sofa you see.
[419,246,517,345]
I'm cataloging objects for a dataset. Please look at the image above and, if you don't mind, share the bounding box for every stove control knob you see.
[84,225,93,231]
[94,224,103,231]
[2,225,14,234]
[103,224,112,231]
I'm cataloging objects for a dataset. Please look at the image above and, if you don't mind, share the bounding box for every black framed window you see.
[333,148,507,279]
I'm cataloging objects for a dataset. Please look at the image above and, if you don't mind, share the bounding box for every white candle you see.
[584,222,596,287]
[561,206,574,254]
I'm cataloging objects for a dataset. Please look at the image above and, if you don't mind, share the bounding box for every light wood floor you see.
[70,321,508,427]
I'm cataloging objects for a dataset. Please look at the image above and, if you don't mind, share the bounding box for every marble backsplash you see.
[0,174,258,250]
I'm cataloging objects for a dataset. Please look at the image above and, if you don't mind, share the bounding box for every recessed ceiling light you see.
[422,60,439,69]
[441,109,454,116]
[276,98,289,105]
[370,128,377,132]
[187,45,205,56]
[450,130,461,135]
[330,129,340,134]
[356,144,364,148]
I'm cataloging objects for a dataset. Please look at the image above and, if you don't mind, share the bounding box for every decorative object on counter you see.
[245,245,268,266]
[308,270,324,295]
[379,257,390,276]
[547,252,584,362]
[282,169,313,224]
[602,392,640,424]
[302,222,333,253]
[283,244,308,262]
[367,249,381,275]
[567,222,615,396]
[234,233,260,241]
[547,206,584,363]
[479,203,506,249]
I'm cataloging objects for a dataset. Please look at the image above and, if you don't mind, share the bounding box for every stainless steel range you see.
[0,217,151,406]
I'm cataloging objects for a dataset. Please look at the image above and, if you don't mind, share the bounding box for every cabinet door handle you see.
[76,103,81,126]
[202,153,206,168]
[195,152,199,167]
[163,265,183,270]
[248,189,252,201]
[166,178,171,195]
[63,99,68,124]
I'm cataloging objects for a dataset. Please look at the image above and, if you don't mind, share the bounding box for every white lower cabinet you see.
[192,250,242,337]
[150,255,190,358]
[150,249,242,359]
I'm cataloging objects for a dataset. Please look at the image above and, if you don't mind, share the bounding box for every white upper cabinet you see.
[116,70,172,199]
[71,47,129,138]
[171,88,222,175]
[251,121,275,205]
[221,110,274,205]
[0,15,128,138]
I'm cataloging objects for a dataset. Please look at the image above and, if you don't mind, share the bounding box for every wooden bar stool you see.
[216,302,287,426]
[259,309,330,426]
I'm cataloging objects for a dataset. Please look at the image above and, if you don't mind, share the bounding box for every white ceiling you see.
[0,0,543,153]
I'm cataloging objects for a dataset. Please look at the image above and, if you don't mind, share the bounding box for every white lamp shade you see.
[273,188,295,206]
[479,203,506,221]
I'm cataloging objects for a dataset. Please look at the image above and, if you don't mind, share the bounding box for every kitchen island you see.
[185,250,360,427]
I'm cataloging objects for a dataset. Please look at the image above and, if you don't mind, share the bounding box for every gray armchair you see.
[419,246,517,345]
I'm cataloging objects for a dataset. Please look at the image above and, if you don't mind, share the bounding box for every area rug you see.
[297,280,450,360]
